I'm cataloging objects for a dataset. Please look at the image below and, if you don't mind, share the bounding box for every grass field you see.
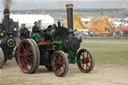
[81,39,128,65]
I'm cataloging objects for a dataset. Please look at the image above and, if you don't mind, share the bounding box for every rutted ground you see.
[0,59,128,85]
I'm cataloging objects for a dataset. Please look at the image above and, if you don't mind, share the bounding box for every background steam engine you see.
[0,8,18,68]
[0,9,18,38]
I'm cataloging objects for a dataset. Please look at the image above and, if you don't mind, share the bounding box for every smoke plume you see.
[4,0,12,9]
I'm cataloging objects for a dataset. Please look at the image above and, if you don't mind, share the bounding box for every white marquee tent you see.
[10,14,54,31]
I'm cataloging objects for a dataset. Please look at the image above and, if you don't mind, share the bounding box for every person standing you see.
[32,21,40,34]
[20,24,29,40]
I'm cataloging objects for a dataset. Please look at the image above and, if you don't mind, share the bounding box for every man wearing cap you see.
[20,24,29,40]
[32,21,40,34]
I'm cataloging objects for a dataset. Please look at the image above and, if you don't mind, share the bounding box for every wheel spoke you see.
[87,52,88,57]
[88,55,91,58]
[88,55,92,62]
[86,64,90,70]
[22,63,27,69]
[62,64,65,70]
[58,68,62,74]
[28,51,32,56]
[26,47,30,53]
[21,45,25,50]
[81,63,84,68]
[21,59,26,66]
[59,56,64,66]
[28,61,32,67]
[27,56,33,61]
[20,54,24,56]
[82,52,85,57]
[26,43,29,50]
[58,55,61,63]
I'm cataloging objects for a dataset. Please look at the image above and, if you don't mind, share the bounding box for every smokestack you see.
[4,0,12,9]
[4,8,10,33]
[66,4,73,32]
[3,0,12,34]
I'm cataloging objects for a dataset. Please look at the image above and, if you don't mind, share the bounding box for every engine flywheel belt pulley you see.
[7,38,16,48]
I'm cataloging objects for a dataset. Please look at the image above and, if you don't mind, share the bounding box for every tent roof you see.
[10,14,54,24]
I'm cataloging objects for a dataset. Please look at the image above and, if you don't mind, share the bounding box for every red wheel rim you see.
[77,50,93,72]
[17,40,33,73]
[52,53,66,76]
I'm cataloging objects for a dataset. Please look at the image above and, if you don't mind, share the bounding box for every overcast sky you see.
[0,0,128,10]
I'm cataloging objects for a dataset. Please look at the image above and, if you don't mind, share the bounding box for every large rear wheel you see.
[51,51,69,77]
[30,39,40,73]
[77,49,95,73]
[17,39,40,74]
[0,47,5,69]
[4,56,7,64]
[14,47,18,64]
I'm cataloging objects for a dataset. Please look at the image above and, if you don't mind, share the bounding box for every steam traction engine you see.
[0,8,17,68]
[17,4,95,77]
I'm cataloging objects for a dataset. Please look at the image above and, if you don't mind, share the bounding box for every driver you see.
[32,21,40,34]
[20,24,29,40]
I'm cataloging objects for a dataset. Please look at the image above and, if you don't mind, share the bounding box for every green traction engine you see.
[17,4,95,77]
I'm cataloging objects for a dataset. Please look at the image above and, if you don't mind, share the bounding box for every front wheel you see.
[77,49,95,73]
[51,51,69,77]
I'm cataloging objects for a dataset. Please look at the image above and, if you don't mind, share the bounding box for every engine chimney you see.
[66,4,73,32]
[4,8,10,34]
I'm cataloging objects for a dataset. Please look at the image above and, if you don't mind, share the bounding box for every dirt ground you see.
[0,59,128,85]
